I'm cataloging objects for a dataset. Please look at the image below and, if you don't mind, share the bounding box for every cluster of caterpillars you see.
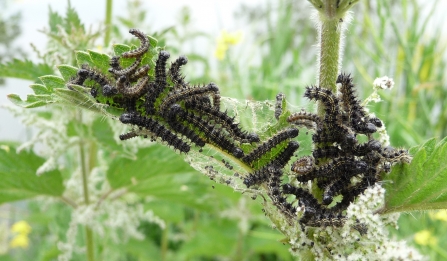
[67,29,410,235]
[248,74,411,232]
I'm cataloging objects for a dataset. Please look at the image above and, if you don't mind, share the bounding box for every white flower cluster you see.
[4,104,167,260]
[57,149,165,260]
[281,184,424,261]
[373,76,395,90]
[56,193,166,259]
[3,104,76,175]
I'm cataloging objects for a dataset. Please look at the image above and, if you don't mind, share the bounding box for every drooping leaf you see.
[179,218,239,258]
[7,93,56,108]
[39,75,65,91]
[57,64,79,81]
[29,84,51,95]
[383,137,447,213]
[91,118,134,158]
[0,143,65,204]
[107,146,213,210]
[0,59,53,81]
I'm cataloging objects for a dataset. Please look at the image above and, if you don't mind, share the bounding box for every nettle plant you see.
[2,1,447,260]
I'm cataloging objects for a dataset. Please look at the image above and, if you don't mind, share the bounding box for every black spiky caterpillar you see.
[122,28,150,58]
[275,93,285,120]
[171,103,244,158]
[166,104,207,148]
[243,141,299,187]
[242,128,299,166]
[296,157,368,182]
[287,111,322,130]
[266,165,296,220]
[184,99,260,143]
[159,83,221,116]
[169,55,189,89]
[119,112,190,153]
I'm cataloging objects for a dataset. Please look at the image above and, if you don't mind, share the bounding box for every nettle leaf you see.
[29,84,51,95]
[6,75,66,108]
[48,6,64,33]
[0,143,65,204]
[113,44,131,56]
[53,87,121,117]
[7,93,56,108]
[0,59,53,81]
[39,75,65,91]
[88,50,110,72]
[107,146,213,210]
[179,218,239,258]
[383,137,447,213]
[91,118,134,158]
[64,3,84,32]
[57,64,78,81]
[75,51,94,67]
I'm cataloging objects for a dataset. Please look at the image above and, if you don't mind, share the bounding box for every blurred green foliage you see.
[0,2,24,85]
[0,0,447,260]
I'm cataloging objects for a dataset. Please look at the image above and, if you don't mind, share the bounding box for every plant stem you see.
[79,111,95,261]
[104,0,113,47]
[318,15,341,92]
[310,0,357,115]
[85,228,95,261]
[161,224,168,261]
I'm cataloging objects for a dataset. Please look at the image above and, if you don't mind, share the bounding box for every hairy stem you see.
[104,0,113,47]
[310,0,357,115]
[318,16,341,92]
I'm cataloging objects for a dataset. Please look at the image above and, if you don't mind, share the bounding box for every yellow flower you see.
[10,234,29,249]
[0,145,10,153]
[11,221,31,235]
[220,30,243,45]
[414,230,437,246]
[214,30,243,60]
[214,43,228,60]
[430,210,447,222]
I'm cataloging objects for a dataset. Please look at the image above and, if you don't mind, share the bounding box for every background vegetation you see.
[0,0,446,260]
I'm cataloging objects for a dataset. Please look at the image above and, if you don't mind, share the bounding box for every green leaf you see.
[91,118,134,158]
[75,51,94,67]
[113,44,130,56]
[0,143,65,204]
[39,75,65,91]
[29,84,51,95]
[0,59,53,81]
[247,228,293,260]
[53,87,121,117]
[107,146,213,210]
[120,238,161,261]
[88,50,110,72]
[7,93,56,108]
[48,6,64,33]
[66,120,88,137]
[64,3,84,33]
[383,137,447,213]
[57,64,79,81]
[179,218,239,258]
